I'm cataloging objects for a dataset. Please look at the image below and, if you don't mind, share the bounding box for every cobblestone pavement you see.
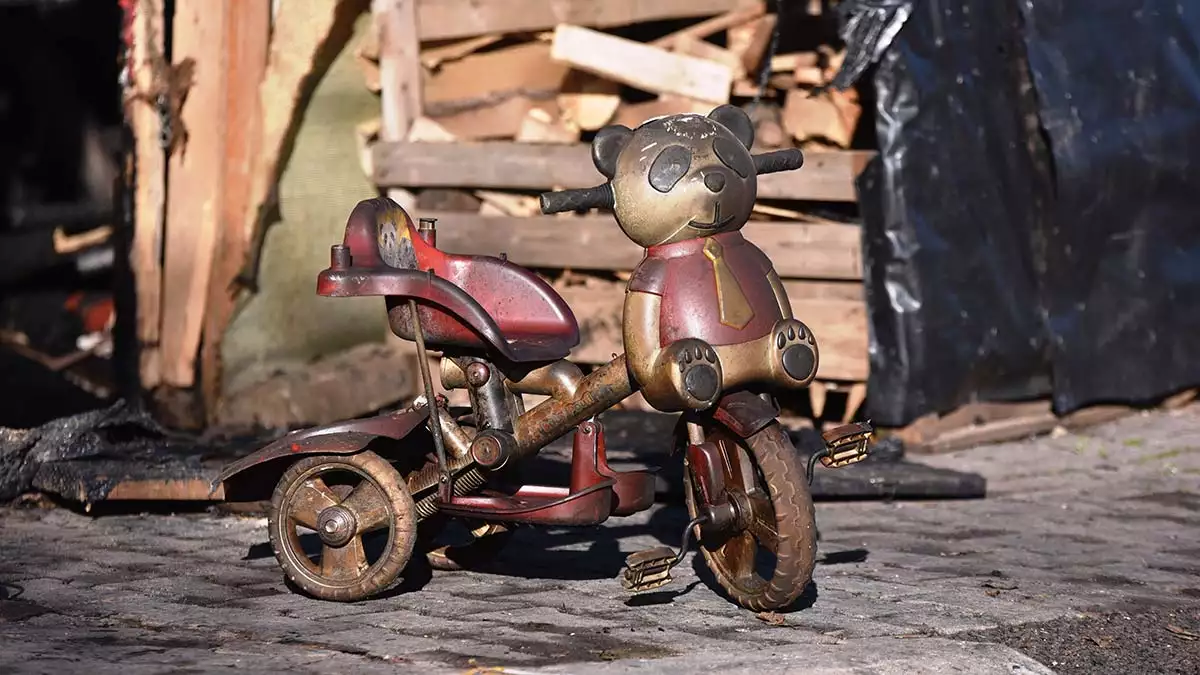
[2,407,1199,674]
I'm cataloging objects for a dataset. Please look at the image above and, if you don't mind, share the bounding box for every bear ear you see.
[591,124,633,179]
[708,104,754,150]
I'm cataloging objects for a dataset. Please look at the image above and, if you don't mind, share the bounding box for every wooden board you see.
[125,0,167,388]
[423,41,570,116]
[651,0,766,49]
[556,282,868,381]
[376,0,422,210]
[416,0,746,42]
[159,0,229,388]
[373,141,873,202]
[550,25,733,104]
[199,0,270,419]
[426,212,863,280]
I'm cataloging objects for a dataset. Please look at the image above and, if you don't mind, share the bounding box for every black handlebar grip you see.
[539,184,614,214]
[753,148,805,175]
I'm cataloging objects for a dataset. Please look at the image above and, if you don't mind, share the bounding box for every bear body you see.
[586,104,820,413]
[629,231,784,347]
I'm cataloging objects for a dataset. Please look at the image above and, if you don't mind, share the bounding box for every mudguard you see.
[211,404,430,500]
[710,390,780,438]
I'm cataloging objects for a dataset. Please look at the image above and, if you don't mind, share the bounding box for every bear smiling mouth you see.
[689,201,735,230]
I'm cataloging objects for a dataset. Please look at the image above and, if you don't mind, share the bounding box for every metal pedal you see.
[621,546,678,592]
[620,515,707,593]
[808,421,874,483]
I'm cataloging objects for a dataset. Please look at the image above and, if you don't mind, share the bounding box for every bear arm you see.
[767,268,792,318]
[622,289,679,405]
[627,257,667,296]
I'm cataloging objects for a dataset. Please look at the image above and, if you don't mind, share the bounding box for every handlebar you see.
[538,149,805,215]
[753,148,805,175]
[539,183,614,215]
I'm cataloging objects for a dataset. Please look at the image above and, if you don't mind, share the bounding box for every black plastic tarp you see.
[857,0,1200,426]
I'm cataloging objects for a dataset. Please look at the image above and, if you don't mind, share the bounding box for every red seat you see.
[323,199,580,363]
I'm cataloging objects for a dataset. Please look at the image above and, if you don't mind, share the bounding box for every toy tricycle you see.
[216,105,872,612]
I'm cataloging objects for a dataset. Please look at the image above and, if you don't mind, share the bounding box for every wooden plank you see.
[376,0,423,212]
[651,0,766,49]
[424,41,570,116]
[159,0,229,388]
[557,282,868,381]
[416,0,746,42]
[124,0,167,388]
[373,141,873,202]
[673,34,746,80]
[426,212,863,280]
[730,13,777,74]
[199,0,270,421]
[550,25,733,104]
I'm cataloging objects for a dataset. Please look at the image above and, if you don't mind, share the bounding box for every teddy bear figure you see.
[585,104,821,413]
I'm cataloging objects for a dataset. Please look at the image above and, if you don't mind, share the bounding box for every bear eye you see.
[648,145,692,193]
[713,137,753,178]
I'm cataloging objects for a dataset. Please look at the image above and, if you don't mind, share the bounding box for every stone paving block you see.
[521,636,1055,674]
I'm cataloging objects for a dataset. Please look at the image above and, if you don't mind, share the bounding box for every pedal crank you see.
[807,420,874,484]
[621,515,707,593]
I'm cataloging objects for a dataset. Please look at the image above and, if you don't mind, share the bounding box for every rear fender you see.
[213,405,430,501]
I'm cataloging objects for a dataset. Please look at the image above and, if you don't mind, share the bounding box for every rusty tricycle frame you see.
[216,107,872,612]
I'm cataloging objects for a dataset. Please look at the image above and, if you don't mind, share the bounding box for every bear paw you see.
[664,339,723,410]
[773,319,818,383]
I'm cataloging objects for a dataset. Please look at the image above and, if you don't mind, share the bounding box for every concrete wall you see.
[220,12,389,397]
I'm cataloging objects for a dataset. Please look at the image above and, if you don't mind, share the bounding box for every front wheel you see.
[682,421,817,611]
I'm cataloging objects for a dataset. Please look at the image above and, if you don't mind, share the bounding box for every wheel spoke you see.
[746,492,778,551]
[718,531,757,581]
[342,480,391,534]
[320,537,368,580]
[290,477,339,530]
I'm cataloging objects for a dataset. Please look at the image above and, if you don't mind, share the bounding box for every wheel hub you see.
[316,505,357,547]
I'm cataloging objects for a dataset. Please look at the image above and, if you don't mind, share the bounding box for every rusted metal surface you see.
[213,405,430,492]
[710,390,780,438]
[268,451,417,602]
[320,198,579,363]
[512,355,634,456]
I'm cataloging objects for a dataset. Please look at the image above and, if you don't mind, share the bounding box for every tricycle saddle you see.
[216,104,872,612]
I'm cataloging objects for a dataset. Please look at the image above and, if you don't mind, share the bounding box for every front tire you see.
[682,421,817,611]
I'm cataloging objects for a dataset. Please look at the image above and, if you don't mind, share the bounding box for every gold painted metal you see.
[766,269,793,318]
[703,237,754,329]
[609,115,757,248]
[441,357,584,399]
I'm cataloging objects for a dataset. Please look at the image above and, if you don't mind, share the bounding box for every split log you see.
[424,41,570,116]
[550,25,733,104]
[650,0,766,49]
[783,89,853,147]
[417,0,748,42]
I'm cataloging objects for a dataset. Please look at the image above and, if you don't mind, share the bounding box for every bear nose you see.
[704,172,726,193]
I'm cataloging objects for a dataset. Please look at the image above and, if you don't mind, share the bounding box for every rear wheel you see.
[682,421,817,611]
[268,451,418,602]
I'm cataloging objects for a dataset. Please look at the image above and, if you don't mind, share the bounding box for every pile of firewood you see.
[353,0,860,177]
